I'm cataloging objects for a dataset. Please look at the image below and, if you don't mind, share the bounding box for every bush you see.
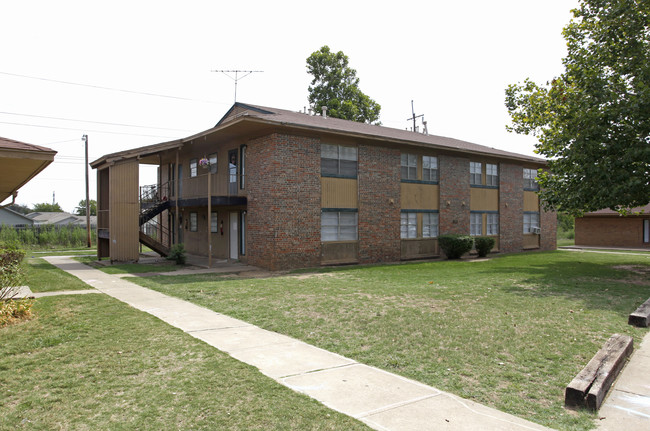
[0,298,34,327]
[474,237,496,258]
[166,243,187,265]
[438,235,474,259]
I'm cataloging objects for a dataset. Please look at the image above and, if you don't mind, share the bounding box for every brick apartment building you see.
[91,103,556,270]
[575,204,650,249]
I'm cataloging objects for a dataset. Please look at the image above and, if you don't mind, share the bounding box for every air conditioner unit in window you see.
[532,227,541,234]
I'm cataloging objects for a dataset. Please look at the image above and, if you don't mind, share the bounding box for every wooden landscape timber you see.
[628,297,650,327]
[565,334,633,411]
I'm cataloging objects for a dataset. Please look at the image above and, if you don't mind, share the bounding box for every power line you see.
[0,120,178,138]
[0,111,194,132]
[0,70,222,104]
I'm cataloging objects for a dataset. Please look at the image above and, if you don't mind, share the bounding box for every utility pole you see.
[82,135,91,248]
[407,100,424,132]
[211,70,263,103]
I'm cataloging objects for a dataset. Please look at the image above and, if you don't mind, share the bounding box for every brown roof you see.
[584,204,650,216]
[0,136,56,154]
[214,103,546,164]
[92,102,547,167]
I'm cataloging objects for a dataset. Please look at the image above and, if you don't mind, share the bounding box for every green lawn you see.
[24,258,94,292]
[129,250,650,431]
[75,256,181,275]
[0,264,371,430]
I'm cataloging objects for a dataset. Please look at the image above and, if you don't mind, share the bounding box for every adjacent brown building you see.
[575,204,650,249]
[90,103,556,270]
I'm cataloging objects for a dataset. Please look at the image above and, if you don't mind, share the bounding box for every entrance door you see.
[229,211,238,259]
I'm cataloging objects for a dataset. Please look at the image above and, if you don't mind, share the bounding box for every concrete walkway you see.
[41,255,553,430]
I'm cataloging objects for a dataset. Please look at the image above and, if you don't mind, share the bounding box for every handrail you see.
[140,218,171,249]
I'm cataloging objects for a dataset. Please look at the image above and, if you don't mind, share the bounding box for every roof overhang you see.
[0,142,56,205]
[90,140,184,169]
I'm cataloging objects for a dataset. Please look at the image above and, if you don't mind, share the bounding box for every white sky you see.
[0,0,578,213]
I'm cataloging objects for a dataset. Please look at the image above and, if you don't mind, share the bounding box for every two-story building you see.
[90,102,556,270]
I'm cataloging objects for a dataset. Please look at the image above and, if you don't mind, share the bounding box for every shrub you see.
[438,235,474,259]
[474,237,496,258]
[0,298,34,327]
[166,243,187,265]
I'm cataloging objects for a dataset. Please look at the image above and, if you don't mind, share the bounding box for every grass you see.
[0,262,371,430]
[129,250,650,431]
[24,258,93,292]
[75,256,181,275]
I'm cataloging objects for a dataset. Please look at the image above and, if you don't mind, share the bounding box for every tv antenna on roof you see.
[407,100,425,132]
[211,69,263,103]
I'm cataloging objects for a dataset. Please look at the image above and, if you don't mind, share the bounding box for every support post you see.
[207,169,212,268]
[83,135,91,248]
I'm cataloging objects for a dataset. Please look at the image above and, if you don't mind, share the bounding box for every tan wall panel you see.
[400,183,439,210]
[470,188,499,211]
[523,234,540,249]
[523,191,539,212]
[401,238,439,259]
[321,241,359,264]
[321,177,358,208]
[109,159,139,261]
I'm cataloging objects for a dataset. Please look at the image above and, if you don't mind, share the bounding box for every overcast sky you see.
[1,0,578,213]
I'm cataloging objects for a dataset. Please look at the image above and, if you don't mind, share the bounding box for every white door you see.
[229,212,238,259]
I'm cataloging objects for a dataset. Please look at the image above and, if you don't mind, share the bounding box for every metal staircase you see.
[139,182,172,256]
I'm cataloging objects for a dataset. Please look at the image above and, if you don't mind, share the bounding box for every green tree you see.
[32,202,63,212]
[74,199,97,216]
[505,0,650,215]
[307,46,381,124]
[7,204,31,215]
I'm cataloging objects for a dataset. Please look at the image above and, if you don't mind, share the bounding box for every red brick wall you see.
[358,144,401,263]
[499,163,524,253]
[246,133,322,270]
[575,216,650,248]
[439,154,470,235]
[540,206,557,251]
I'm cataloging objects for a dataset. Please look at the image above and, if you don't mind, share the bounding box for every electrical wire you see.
[0,120,178,138]
[0,70,222,104]
[0,111,194,132]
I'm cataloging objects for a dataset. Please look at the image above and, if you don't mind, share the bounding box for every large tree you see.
[307,46,381,124]
[32,202,63,212]
[505,0,649,215]
[74,199,97,216]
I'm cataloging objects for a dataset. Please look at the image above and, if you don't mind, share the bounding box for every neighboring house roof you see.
[0,207,34,226]
[26,211,97,226]
[0,136,57,204]
[91,102,546,168]
[583,204,650,217]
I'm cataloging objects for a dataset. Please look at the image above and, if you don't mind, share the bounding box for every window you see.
[321,144,357,177]
[422,156,438,182]
[523,212,540,234]
[486,164,498,187]
[524,168,539,190]
[644,219,649,243]
[487,213,499,235]
[401,212,417,239]
[470,212,482,236]
[401,153,417,180]
[190,159,198,178]
[240,145,246,189]
[208,153,217,174]
[189,212,198,232]
[321,210,358,241]
[470,162,482,185]
[423,213,439,238]
[211,212,218,233]
[240,211,246,255]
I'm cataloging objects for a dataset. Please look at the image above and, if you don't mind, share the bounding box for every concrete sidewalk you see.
[595,331,650,429]
[43,255,554,430]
